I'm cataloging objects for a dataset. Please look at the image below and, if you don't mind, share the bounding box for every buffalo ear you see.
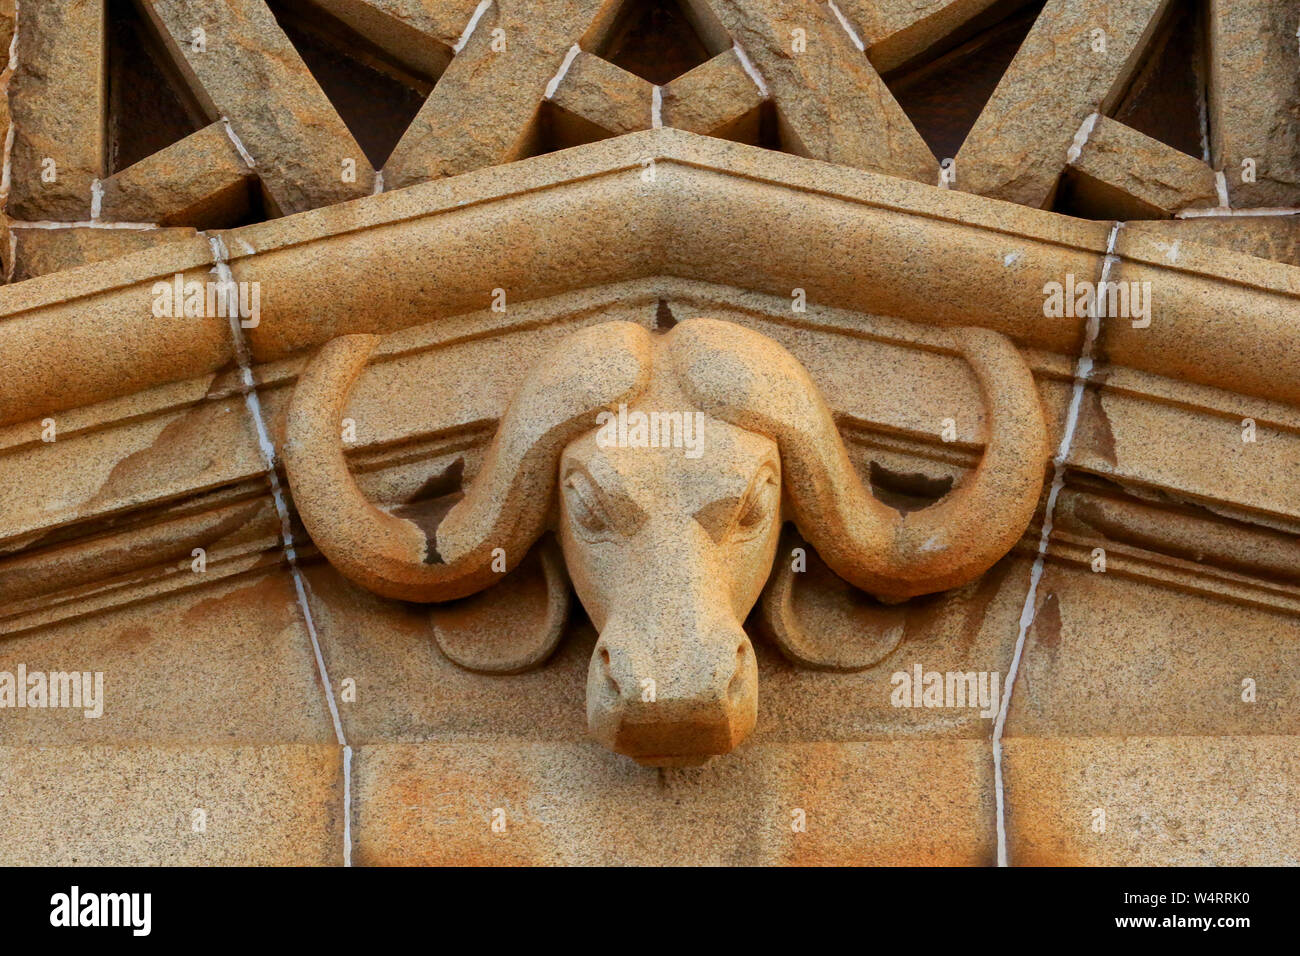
[430,534,570,674]
[758,526,906,671]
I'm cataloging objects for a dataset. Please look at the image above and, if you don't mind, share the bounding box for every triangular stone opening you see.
[1109,0,1207,160]
[106,0,208,174]
[265,0,433,169]
[596,0,717,85]
[882,0,1046,161]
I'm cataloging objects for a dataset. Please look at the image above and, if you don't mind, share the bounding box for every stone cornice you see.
[1,128,1298,428]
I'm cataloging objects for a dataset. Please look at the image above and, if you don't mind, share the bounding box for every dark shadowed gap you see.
[882,0,1046,162]
[265,0,434,169]
[1109,0,1208,160]
[596,0,715,85]
[869,461,954,514]
[106,0,207,174]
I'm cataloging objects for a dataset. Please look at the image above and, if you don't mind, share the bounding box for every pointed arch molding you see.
[0,127,1297,428]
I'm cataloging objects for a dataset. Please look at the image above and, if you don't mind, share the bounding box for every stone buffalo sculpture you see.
[284,319,1047,766]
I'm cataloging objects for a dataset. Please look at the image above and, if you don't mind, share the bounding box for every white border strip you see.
[1177,205,1300,219]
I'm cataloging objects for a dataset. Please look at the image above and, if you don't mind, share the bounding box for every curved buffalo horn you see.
[283,322,654,602]
[669,319,1048,602]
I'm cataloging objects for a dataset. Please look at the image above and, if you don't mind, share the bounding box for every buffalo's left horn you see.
[668,319,1048,602]
[283,323,654,602]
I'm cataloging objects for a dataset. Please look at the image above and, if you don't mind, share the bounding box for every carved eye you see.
[735,467,778,537]
[563,472,609,535]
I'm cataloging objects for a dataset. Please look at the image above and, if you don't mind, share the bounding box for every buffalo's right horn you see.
[283,322,654,602]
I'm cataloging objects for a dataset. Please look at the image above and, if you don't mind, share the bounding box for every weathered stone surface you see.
[7,0,105,220]
[1065,364,1300,524]
[661,48,764,139]
[0,230,233,422]
[1068,115,1220,218]
[384,0,619,188]
[353,740,996,865]
[1207,0,1300,208]
[141,0,376,212]
[0,745,343,865]
[301,544,1038,745]
[707,0,938,182]
[99,122,257,228]
[956,0,1171,207]
[548,51,652,142]
[835,0,1002,73]
[0,0,1297,865]
[1006,563,1300,738]
[0,568,336,743]
[1127,215,1300,267]
[8,130,1300,425]
[309,0,478,78]
[1003,737,1300,865]
[6,226,200,283]
[1099,223,1300,405]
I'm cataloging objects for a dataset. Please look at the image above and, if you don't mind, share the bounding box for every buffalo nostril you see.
[598,646,620,697]
[727,643,748,705]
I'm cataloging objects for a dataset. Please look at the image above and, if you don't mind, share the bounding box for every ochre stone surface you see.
[141,0,377,211]
[1067,115,1220,219]
[1207,0,1300,208]
[1,0,1298,868]
[353,740,997,865]
[7,0,105,220]
[0,745,344,865]
[956,0,1171,207]
[709,0,939,182]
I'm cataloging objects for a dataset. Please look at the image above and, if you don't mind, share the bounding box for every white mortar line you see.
[10,219,157,229]
[827,0,866,51]
[1065,112,1099,165]
[937,159,954,189]
[732,42,768,98]
[454,0,492,54]
[1213,170,1230,209]
[206,233,352,865]
[651,85,663,129]
[1177,206,1300,218]
[89,178,103,220]
[544,44,581,100]
[991,221,1123,867]
[0,0,18,218]
[221,117,257,168]
[371,169,384,195]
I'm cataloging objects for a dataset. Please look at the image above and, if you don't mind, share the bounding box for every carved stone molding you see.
[2,130,1299,430]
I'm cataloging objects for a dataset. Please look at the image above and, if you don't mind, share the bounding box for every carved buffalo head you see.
[284,319,1047,766]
